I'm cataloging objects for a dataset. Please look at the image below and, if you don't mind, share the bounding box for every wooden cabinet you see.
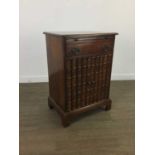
[44,32,118,127]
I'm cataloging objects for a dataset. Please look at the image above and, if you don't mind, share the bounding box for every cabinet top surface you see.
[43,31,118,37]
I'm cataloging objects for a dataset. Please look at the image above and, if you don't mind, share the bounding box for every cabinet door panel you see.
[65,55,112,111]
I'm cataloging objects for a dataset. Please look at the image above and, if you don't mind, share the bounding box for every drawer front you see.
[65,54,113,112]
[66,37,114,57]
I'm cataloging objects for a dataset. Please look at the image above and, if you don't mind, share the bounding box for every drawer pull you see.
[67,48,80,56]
[101,46,112,52]
[71,48,80,54]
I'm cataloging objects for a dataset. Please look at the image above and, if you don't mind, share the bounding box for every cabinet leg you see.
[100,100,112,111]
[61,116,70,127]
[48,98,53,109]
[105,102,112,111]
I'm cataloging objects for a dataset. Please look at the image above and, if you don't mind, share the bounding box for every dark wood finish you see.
[44,32,118,127]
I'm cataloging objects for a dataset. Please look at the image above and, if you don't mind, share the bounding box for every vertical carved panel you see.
[66,59,72,111]
[65,53,113,112]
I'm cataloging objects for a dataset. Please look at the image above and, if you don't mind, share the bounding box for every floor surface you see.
[20,81,135,155]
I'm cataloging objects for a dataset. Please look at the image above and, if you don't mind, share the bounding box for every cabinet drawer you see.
[66,37,114,57]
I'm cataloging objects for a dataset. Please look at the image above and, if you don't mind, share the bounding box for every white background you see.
[19,0,134,83]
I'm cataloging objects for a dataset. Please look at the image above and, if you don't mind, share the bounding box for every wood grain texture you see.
[45,34,65,110]
[20,81,135,155]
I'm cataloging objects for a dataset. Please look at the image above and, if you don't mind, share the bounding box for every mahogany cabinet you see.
[44,32,118,127]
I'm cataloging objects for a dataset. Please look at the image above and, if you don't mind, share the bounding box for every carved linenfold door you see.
[65,53,113,112]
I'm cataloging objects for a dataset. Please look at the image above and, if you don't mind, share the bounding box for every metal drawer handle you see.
[67,48,80,57]
[101,46,112,52]
[71,48,80,55]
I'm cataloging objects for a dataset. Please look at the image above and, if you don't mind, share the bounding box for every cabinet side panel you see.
[45,35,65,110]
[104,36,116,98]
